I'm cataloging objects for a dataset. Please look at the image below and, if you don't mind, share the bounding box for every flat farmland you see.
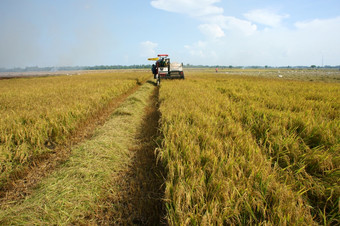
[0,69,339,225]
[158,70,339,225]
[0,71,149,186]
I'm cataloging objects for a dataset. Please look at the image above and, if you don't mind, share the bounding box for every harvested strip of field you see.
[0,79,164,224]
[0,71,149,188]
[158,72,339,225]
[0,79,143,206]
[97,84,165,225]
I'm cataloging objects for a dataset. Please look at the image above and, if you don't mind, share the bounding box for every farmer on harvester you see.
[152,64,157,79]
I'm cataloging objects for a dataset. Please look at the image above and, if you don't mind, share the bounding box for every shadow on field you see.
[130,86,165,225]
[100,86,166,225]
[147,80,158,86]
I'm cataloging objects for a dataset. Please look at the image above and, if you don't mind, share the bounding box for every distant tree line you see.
[184,64,340,69]
[84,65,151,70]
[0,65,151,72]
[1,64,339,72]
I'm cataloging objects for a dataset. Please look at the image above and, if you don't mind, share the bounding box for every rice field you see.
[0,71,149,187]
[0,79,159,225]
[158,71,339,225]
[0,68,339,224]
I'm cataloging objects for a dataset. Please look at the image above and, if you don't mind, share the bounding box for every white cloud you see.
[223,16,257,35]
[294,16,340,30]
[151,1,340,66]
[202,15,257,36]
[150,0,227,39]
[184,41,217,59]
[244,9,289,27]
[181,15,340,66]
[140,41,158,57]
[150,0,223,17]
[198,24,225,39]
[151,0,257,38]
[290,16,340,63]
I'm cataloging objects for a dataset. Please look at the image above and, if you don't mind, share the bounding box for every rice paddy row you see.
[0,78,159,224]
[0,71,149,187]
[158,71,339,225]
[1,69,339,224]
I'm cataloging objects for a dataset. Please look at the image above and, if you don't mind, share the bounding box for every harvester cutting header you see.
[148,54,184,85]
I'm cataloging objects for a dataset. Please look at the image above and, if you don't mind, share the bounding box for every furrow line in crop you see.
[96,83,166,225]
[0,78,146,205]
[0,79,166,225]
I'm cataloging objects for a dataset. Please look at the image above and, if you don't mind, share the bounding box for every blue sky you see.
[0,0,339,68]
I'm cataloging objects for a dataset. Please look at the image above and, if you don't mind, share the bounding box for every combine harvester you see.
[148,54,184,86]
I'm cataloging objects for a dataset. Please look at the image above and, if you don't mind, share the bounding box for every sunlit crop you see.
[0,71,149,186]
[158,71,339,225]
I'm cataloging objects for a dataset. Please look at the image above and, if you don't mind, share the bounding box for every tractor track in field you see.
[0,81,145,206]
[0,79,167,225]
[96,83,166,225]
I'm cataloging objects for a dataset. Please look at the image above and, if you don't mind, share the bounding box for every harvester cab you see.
[148,54,184,86]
